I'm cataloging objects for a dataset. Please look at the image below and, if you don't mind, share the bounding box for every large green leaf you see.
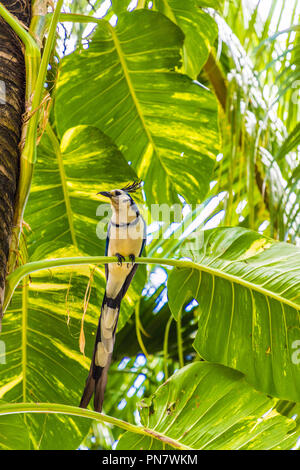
[54,10,219,205]
[168,227,300,402]
[0,266,144,449]
[112,0,225,14]
[112,1,219,78]
[0,270,95,449]
[152,0,218,78]
[117,362,298,450]
[111,0,130,14]
[0,401,30,450]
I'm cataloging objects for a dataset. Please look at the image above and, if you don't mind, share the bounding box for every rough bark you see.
[0,0,31,317]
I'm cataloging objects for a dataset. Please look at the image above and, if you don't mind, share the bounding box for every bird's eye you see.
[114,190,121,196]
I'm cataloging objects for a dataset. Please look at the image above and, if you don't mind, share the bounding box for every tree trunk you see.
[0,0,31,319]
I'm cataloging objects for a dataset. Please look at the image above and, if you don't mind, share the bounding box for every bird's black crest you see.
[121,180,143,193]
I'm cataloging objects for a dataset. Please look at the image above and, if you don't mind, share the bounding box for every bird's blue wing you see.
[105,235,109,256]
[139,217,147,256]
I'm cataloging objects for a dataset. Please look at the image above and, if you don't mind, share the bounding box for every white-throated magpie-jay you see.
[80,181,146,412]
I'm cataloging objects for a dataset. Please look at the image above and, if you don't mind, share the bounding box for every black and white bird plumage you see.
[79,181,146,412]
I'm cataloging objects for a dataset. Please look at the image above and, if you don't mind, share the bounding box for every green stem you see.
[4,255,299,314]
[137,0,147,8]
[27,0,64,164]
[163,315,173,380]
[22,277,28,402]
[17,0,63,195]
[46,123,77,246]
[57,12,104,24]
[0,402,191,450]
[0,1,41,161]
[176,308,184,369]
[6,1,64,275]
[0,3,39,118]
[135,299,149,358]
[0,3,40,276]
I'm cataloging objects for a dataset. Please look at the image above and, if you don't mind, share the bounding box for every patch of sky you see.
[153,286,168,313]
[133,353,147,368]
[185,298,198,312]
[118,356,131,369]
[117,398,127,410]
[156,371,164,382]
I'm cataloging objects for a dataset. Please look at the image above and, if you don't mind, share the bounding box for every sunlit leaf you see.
[168,227,300,402]
[152,0,218,78]
[117,362,298,450]
[0,126,145,449]
[55,10,219,205]
[0,401,30,450]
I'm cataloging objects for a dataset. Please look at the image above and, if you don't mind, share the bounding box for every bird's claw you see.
[127,254,135,268]
[115,253,125,266]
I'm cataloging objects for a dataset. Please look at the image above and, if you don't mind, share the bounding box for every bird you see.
[79,180,146,412]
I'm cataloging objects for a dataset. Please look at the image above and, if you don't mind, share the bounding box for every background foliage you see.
[0,0,299,450]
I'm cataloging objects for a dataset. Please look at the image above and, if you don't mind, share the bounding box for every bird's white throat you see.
[111,200,139,225]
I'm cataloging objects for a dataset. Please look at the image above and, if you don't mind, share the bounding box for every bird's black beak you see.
[97,191,112,198]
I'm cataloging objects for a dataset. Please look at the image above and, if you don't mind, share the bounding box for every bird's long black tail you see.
[79,293,121,412]
[79,265,138,412]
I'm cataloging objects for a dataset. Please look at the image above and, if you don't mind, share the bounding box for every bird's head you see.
[97,180,142,218]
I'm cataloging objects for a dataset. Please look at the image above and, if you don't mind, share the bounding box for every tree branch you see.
[0,0,31,322]
[0,401,191,450]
